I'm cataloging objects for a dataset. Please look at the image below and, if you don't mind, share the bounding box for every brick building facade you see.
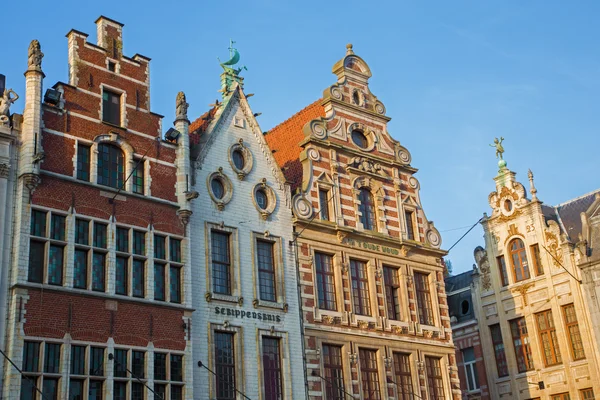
[2,18,194,399]
[266,45,461,400]
[471,160,600,399]
[446,270,490,399]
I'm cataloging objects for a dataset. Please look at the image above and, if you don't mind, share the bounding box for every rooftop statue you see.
[0,88,19,117]
[175,91,188,119]
[490,136,505,160]
[28,40,44,69]
[218,40,247,76]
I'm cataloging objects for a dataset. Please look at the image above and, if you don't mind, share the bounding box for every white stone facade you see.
[189,84,306,399]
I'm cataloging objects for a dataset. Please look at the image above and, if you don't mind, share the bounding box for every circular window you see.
[211,178,225,199]
[232,149,245,170]
[255,189,268,209]
[504,199,513,212]
[351,130,368,149]
[461,300,470,315]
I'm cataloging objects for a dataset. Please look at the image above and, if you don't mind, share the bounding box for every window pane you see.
[171,354,183,382]
[89,380,103,400]
[170,238,182,263]
[170,267,181,303]
[44,343,61,373]
[563,304,585,360]
[497,256,509,286]
[319,189,330,220]
[102,90,121,126]
[212,231,231,295]
[132,159,144,194]
[393,353,413,400]
[531,244,544,275]
[215,332,235,400]
[114,349,127,378]
[490,324,508,377]
[77,144,91,181]
[171,386,183,400]
[42,378,59,400]
[97,143,124,189]
[93,223,107,249]
[315,252,336,311]
[132,259,145,298]
[28,241,45,283]
[48,245,64,285]
[113,381,126,400]
[154,353,167,380]
[154,235,166,259]
[133,231,146,255]
[20,377,37,400]
[89,347,104,376]
[116,227,129,253]
[425,356,444,400]
[132,351,145,379]
[405,211,415,240]
[154,384,166,399]
[509,239,530,282]
[75,219,89,245]
[510,318,534,372]
[92,252,106,291]
[22,342,40,372]
[262,337,283,400]
[536,310,562,366]
[30,210,47,237]
[257,240,276,302]
[50,215,66,241]
[384,266,400,320]
[132,382,144,400]
[115,256,128,295]
[323,344,345,400]
[414,272,434,325]
[69,379,84,400]
[74,249,88,289]
[350,260,370,316]
[70,345,85,375]
[359,349,380,400]
[154,263,165,301]
[359,189,376,231]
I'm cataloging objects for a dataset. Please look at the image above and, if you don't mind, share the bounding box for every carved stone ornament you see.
[347,156,389,178]
[283,303,289,313]
[0,163,9,179]
[512,283,534,306]
[175,91,189,119]
[392,325,402,334]
[322,315,334,325]
[205,292,213,302]
[395,144,412,165]
[28,40,44,69]
[337,231,348,244]
[0,89,19,118]
[292,194,313,219]
[237,297,244,306]
[177,209,192,227]
[358,320,369,329]
[348,352,358,365]
[474,246,491,291]
[545,228,563,267]
[425,226,442,249]
[252,298,259,308]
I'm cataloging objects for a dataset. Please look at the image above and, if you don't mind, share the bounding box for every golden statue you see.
[490,137,505,160]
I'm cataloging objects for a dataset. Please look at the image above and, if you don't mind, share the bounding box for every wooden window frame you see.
[510,317,534,372]
[315,252,337,311]
[535,309,562,366]
[319,188,331,221]
[530,244,544,276]
[562,303,585,360]
[358,188,377,231]
[383,266,401,321]
[393,352,414,400]
[497,255,509,287]
[97,142,125,190]
[425,356,445,400]
[322,344,345,400]
[414,272,434,326]
[211,230,232,296]
[509,238,531,282]
[489,324,508,377]
[359,348,381,400]
[102,89,122,126]
[350,259,371,316]
[262,336,284,400]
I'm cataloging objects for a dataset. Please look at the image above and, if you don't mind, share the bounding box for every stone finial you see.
[346,43,354,55]
[0,88,19,118]
[528,169,538,201]
[175,91,189,120]
[28,40,44,70]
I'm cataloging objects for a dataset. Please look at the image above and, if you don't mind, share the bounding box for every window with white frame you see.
[28,210,67,286]
[153,352,184,400]
[461,347,480,391]
[253,233,285,306]
[102,89,121,126]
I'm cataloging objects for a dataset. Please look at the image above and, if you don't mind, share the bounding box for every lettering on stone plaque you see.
[215,306,281,323]
[342,238,399,255]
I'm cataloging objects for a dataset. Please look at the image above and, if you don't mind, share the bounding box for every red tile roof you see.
[265,100,325,191]
[189,107,218,145]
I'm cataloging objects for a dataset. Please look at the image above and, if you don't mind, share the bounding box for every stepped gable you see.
[264,100,325,191]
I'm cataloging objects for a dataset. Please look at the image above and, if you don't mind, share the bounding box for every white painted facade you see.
[189,82,306,399]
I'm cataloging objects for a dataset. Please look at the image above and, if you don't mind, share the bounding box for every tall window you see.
[315,252,336,311]
[489,324,508,377]
[28,211,66,286]
[132,159,144,194]
[154,235,183,303]
[384,266,401,320]
[319,189,330,221]
[581,389,595,400]
[113,349,146,400]
[497,255,509,287]
[215,332,236,400]
[113,226,147,298]
[530,244,544,275]
[262,337,283,400]
[132,230,146,297]
[510,317,534,372]
[461,348,480,392]
[509,238,530,282]
[536,310,561,366]
[358,188,376,231]
[350,260,371,316]
[212,231,232,295]
[77,144,91,181]
[69,345,105,400]
[322,344,345,400]
[91,222,108,291]
[563,304,585,360]
[425,356,445,400]
[257,240,276,302]
[97,143,124,189]
[405,211,415,240]
[359,349,381,400]
[21,341,61,400]
[393,353,413,400]
[102,89,121,126]
[414,272,434,325]
[154,352,184,400]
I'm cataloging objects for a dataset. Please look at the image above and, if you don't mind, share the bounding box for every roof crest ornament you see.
[218,39,247,76]
[490,136,507,171]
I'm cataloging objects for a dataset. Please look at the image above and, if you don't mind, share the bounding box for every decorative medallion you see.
[292,194,313,219]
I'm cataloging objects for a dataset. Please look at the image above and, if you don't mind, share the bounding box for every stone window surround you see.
[205,222,241,304]
[344,253,378,327]
[390,349,419,399]
[99,83,127,128]
[24,205,185,305]
[315,181,335,222]
[309,246,346,324]
[355,344,387,400]
[380,263,411,332]
[347,122,378,153]
[251,231,286,310]
[206,168,233,211]
[351,175,387,235]
[228,139,253,180]
[252,179,277,220]
[401,201,420,242]
[315,338,352,399]
[73,133,150,196]
[207,322,245,400]
[409,266,442,333]
[257,329,291,400]
[422,353,452,400]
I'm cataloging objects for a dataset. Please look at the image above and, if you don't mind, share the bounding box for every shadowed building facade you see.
[266,45,461,400]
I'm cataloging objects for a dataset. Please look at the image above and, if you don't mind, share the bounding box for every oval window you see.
[256,189,268,209]
[504,199,513,212]
[351,130,368,149]
[461,300,470,315]
[211,178,225,200]
[232,149,245,170]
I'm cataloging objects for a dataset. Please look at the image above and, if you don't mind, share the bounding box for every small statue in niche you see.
[0,88,19,117]
[28,40,44,69]
[490,136,505,160]
[175,91,188,119]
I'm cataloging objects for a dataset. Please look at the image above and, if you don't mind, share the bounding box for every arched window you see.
[97,143,124,189]
[358,188,376,231]
[509,238,530,282]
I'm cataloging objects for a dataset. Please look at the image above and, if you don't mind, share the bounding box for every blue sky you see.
[3,1,599,274]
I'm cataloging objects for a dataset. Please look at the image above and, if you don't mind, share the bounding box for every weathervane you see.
[218,39,247,75]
